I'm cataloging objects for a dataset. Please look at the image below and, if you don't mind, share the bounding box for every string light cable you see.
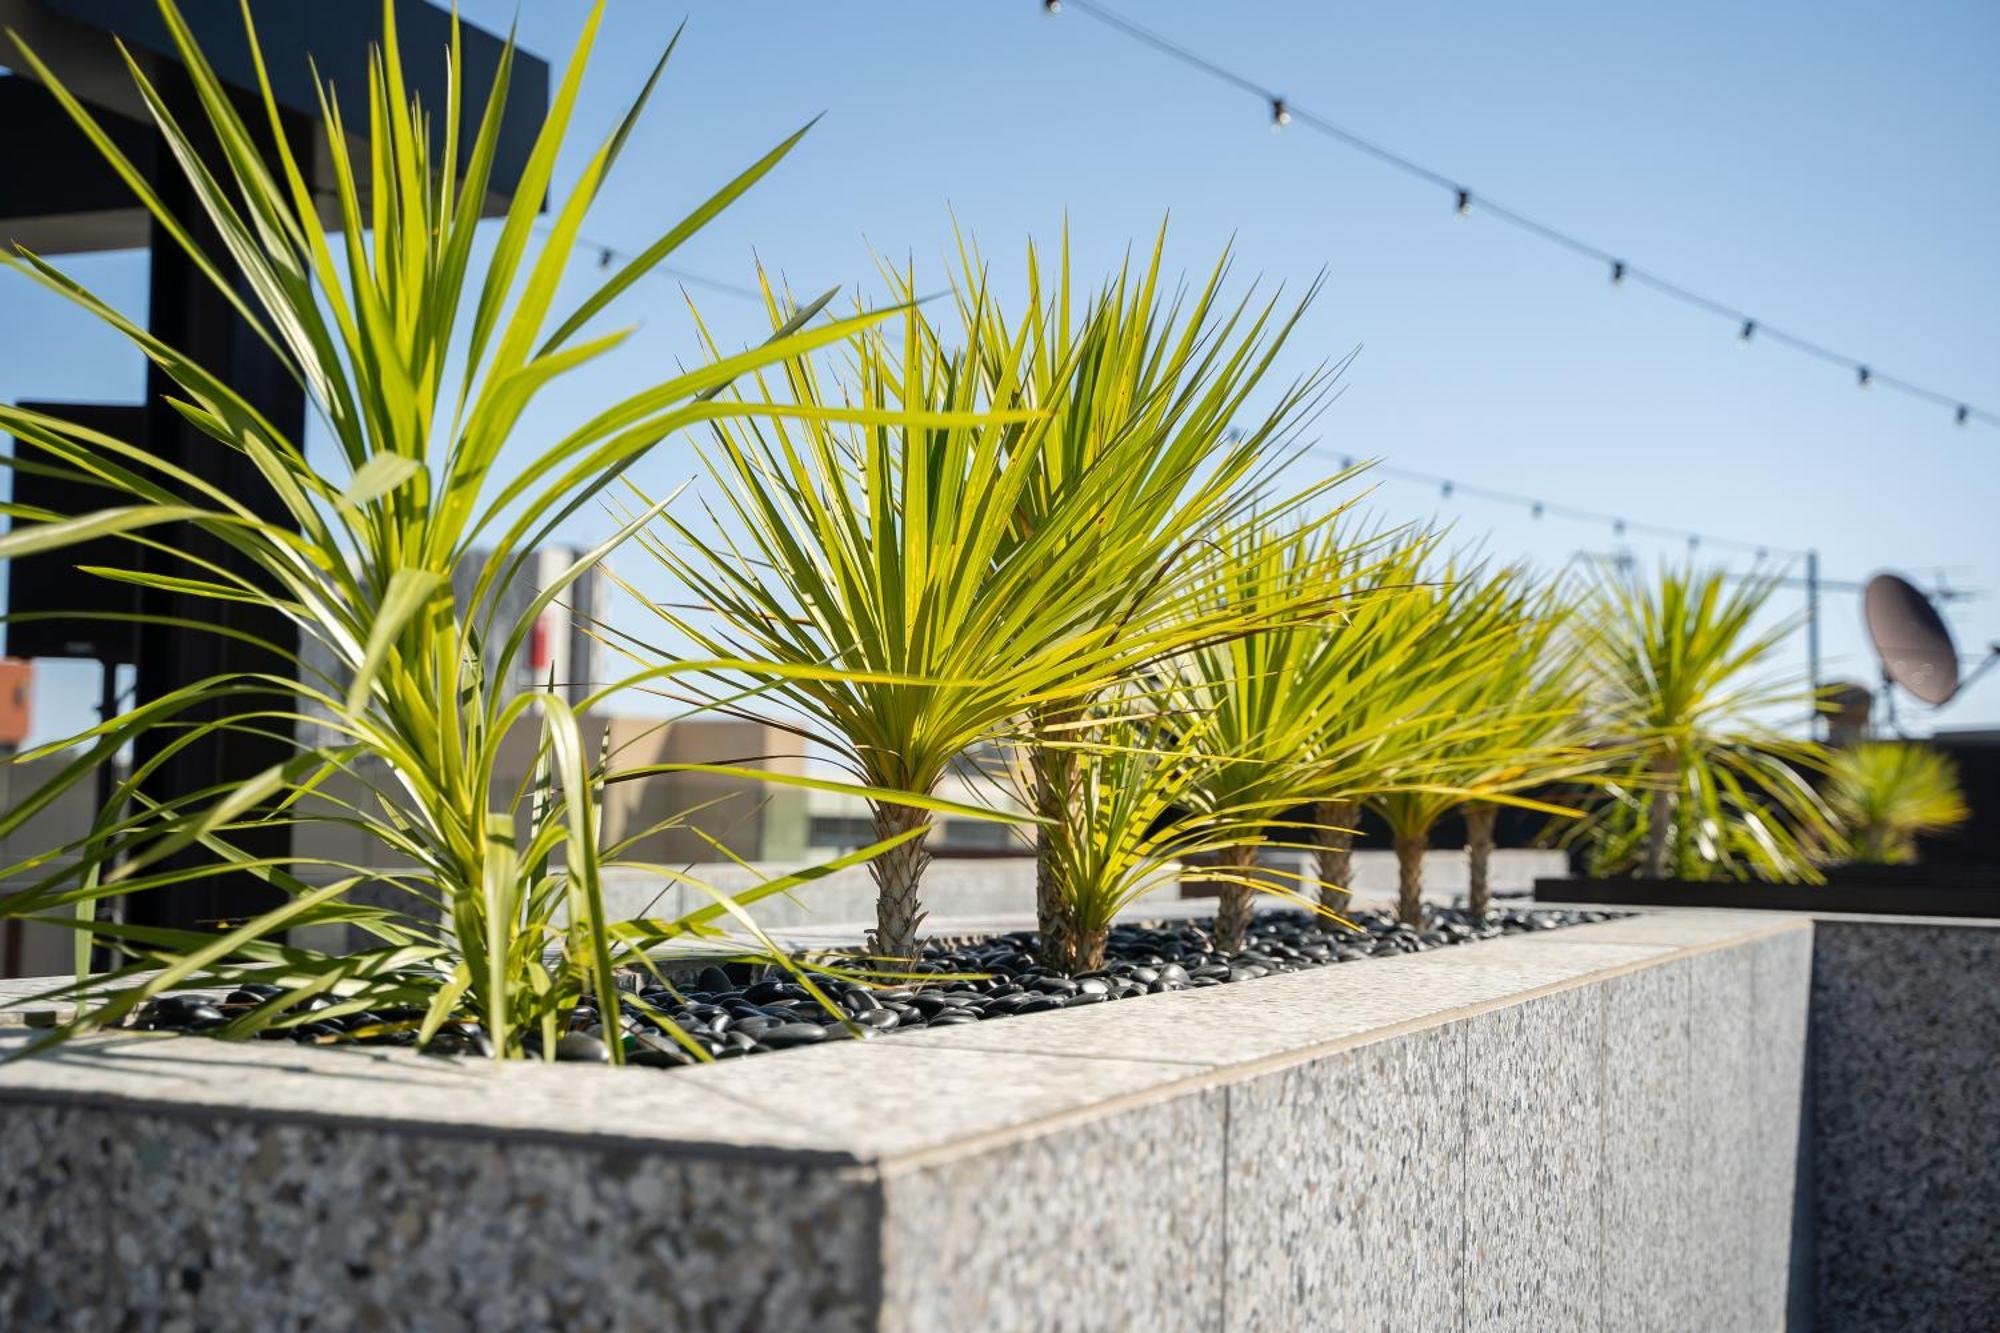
[558,182,1968,601]
[1313,447,1804,559]
[532,220,770,304]
[1042,0,1996,431]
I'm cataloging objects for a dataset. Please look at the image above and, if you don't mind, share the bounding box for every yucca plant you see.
[1459,616,1598,916]
[1296,525,1448,913]
[0,0,943,1061]
[1163,517,1519,952]
[952,227,1334,967]
[1826,741,1968,865]
[1563,564,1839,883]
[1362,569,1587,924]
[995,710,1277,972]
[621,258,1332,960]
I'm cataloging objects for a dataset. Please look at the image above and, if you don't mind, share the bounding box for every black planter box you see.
[1536,866,2000,919]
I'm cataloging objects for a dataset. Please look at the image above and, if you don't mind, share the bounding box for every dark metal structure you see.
[1537,869,2000,917]
[0,1,547,254]
[1,0,548,930]
[5,404,145,665]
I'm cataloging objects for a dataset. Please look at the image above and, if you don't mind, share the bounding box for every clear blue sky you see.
[5,0,1997,743]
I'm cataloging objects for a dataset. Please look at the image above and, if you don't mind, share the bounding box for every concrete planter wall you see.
[2,909,1992,1331]
[1809,916,2000,1331]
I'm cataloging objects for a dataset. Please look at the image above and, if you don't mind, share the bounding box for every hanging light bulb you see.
[1957,405,1971,426]
[1454,189,1471,218]
[1271,97,1291,129]
[1739,319,1755,344]
[1043,0,1061,12]
[1610,260,1626,285]
[1857,365,1872,389]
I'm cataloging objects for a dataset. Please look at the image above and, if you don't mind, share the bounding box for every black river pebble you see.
[134,904,1616,1067]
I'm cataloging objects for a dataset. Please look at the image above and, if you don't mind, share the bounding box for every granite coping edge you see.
[0,1067,880,1171]
[0,910,1816,1173]
[1797,910,2000,930]
[876,915,1815,1172]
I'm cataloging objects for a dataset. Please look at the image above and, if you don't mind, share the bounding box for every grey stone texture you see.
[0,909,1842,1331]
[1687,934,1758,1331]
[879,1088,1228,1333]
[0,1103,105,1333]
[1227,1023,1469,1332]
[1598,956,1696,1332]
[1462,985,1605,1333]
[1811,917,2000,1333]
[1750,923,1813,1331]
[98,1108,874,1333]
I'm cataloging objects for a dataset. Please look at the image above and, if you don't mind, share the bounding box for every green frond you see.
[0,0,940,1059]
[627,234,1335,943]
[1562,562,1839,882]
[1826,742,1969,865]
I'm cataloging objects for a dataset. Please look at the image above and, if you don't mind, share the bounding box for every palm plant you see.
[1564,564,1839,883]
[1164,518,1515,952]
[1459,630,1597,917]
[996,711,1275,972]
[623,261,1328,960]
[0,0,941,1061]
[1298,525,1445,913]
[952,228,1334,967]
[1363,570,1587,924]
[1826,742,1968,865]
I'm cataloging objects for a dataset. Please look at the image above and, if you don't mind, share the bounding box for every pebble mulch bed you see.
[129,905,1618,1067]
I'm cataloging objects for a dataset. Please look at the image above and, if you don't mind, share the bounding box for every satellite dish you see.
[1864,573,1960,707]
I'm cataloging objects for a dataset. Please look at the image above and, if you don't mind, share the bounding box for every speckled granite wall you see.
[1221,920,1813,1333]
[1811,918,2000,1333]
[878,1089,1228,1332]
[0,1103,879,1333]
[1,911,1824,1332]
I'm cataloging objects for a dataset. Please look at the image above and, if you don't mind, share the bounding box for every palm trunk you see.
[1041,912,1109,974]
[1315,798,1359,911]
[1031,706,1084,969]
[1641,761,1677,879]
[1034,831,1063,956]
[1211,843,1260,954]
[1395,830,1426,929]
[867,802,933,960]
[1464,804,1498,918]
[1036,828,1107,974]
